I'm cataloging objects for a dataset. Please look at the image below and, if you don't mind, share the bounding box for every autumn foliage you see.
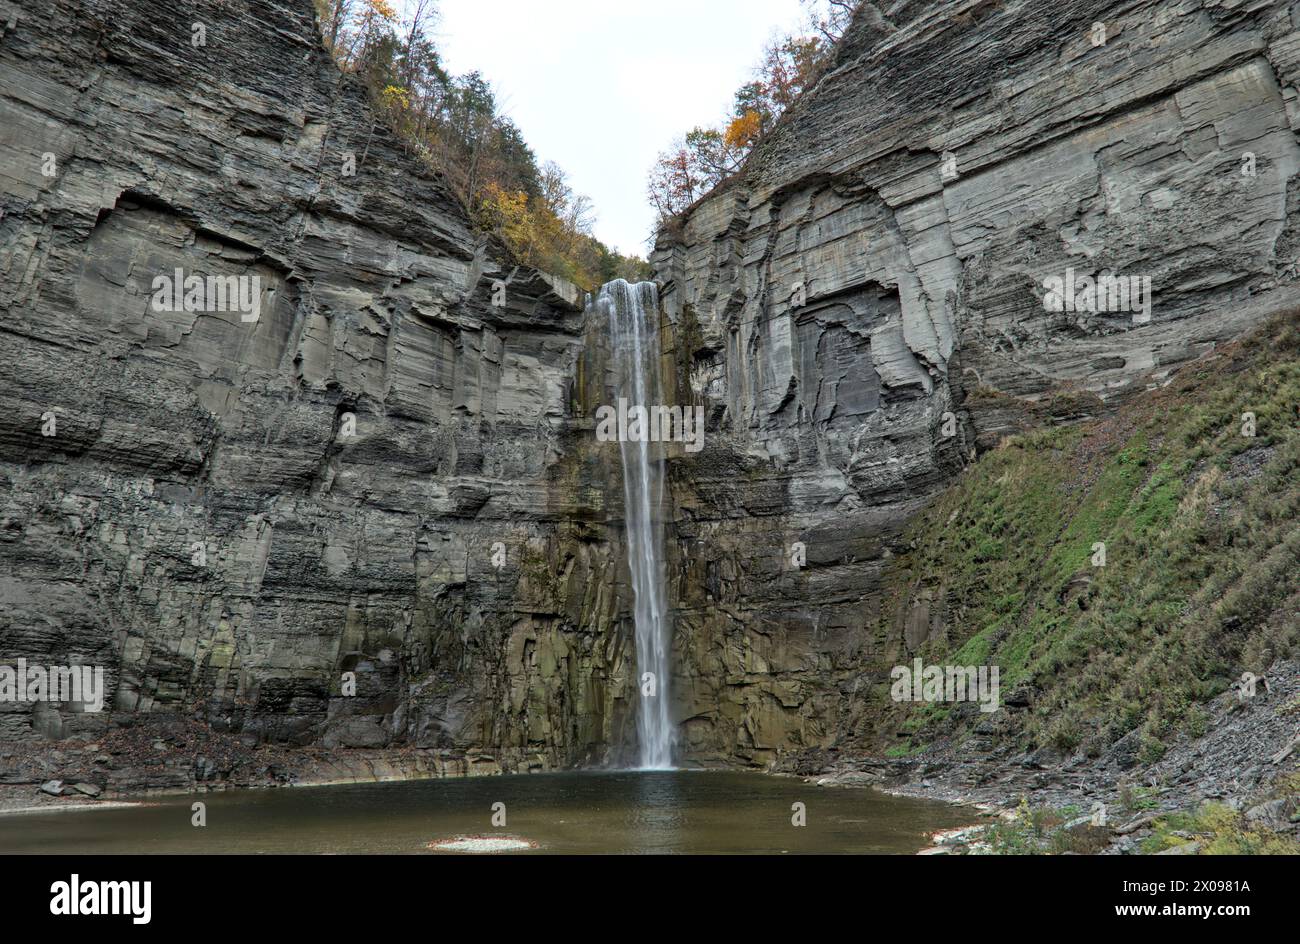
[646,1,856,221]
[313,0,648,289]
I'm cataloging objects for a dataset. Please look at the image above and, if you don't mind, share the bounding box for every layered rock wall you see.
[0,0,642,773]
[650,0,1300,765]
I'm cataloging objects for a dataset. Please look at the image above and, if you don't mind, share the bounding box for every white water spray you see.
[594,279,675,769]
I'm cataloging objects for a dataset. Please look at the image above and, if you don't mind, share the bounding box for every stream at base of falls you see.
[0,771,975,854]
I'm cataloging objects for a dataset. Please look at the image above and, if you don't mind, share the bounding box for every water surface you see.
[0,770,974,854]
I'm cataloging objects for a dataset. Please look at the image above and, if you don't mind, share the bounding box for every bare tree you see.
[320,0,353,55]
[802,0,859,44]
[399,0,436,88]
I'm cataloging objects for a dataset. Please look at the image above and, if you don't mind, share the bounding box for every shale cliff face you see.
[650,0,1300,765]
[0,0,643,779]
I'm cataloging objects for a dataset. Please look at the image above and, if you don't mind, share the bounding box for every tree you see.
[317,0,353,55]
[647,143,708,219]
[540,161,594,241]
[352,0,400,86]
[685,128,745,179]
[312,0,647,290]
[397,0,438,89]
[724,109,763,153]
[803,0,858,44]
[647,5,853,224]
[756,35,824,117]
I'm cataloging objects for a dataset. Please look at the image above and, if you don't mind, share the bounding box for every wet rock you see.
[193,756,217,782]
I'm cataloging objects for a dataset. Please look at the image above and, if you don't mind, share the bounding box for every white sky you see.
[428,0,811,257]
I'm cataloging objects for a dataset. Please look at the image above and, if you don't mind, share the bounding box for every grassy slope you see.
[875,313,1300,761]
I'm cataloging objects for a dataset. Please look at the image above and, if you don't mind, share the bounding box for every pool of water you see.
[0,770,975,854]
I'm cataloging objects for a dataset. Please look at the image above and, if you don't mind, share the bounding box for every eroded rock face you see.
[0,0,640,772]
[651,0,1300,765]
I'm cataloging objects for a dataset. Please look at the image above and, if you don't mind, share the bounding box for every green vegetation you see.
[979,790,1300,855]
[1117,782,1162,814]
[1141,778,1300,854]
[983,799,1113,855]
[879,315,1300,757]
[312,0,650,289]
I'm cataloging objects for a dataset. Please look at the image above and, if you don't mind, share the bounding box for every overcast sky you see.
[429,0,811,257]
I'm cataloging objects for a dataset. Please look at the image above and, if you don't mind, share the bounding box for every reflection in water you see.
[0,770,975,855]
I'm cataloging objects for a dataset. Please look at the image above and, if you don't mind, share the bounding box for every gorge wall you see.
[0,0,644,780]
[649,0,1300,766]
[2,0,1299,785]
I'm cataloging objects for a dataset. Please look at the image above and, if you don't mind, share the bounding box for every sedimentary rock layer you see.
[650,0,1300,765]
[0,0,639,774]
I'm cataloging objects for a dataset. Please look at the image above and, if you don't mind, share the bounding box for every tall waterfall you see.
[594,279,675,770]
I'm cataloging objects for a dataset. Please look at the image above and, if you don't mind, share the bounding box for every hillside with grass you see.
[875,314,1300,764]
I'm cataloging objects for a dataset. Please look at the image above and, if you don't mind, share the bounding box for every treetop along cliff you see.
[312,0,650,290]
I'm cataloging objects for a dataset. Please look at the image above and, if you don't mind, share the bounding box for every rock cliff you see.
[650,0,1300,766]
[0,0,641,781]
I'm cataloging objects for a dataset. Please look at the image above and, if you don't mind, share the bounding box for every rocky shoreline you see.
[804,659,1300,853]
[7,660,1296,855]
[0,718,518,815]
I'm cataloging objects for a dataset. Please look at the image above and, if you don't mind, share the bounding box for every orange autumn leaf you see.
[724,110,762,151]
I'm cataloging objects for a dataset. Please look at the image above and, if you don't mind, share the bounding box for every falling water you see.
[594,279,675,770]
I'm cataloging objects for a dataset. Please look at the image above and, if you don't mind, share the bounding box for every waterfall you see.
[594,279,675,770]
